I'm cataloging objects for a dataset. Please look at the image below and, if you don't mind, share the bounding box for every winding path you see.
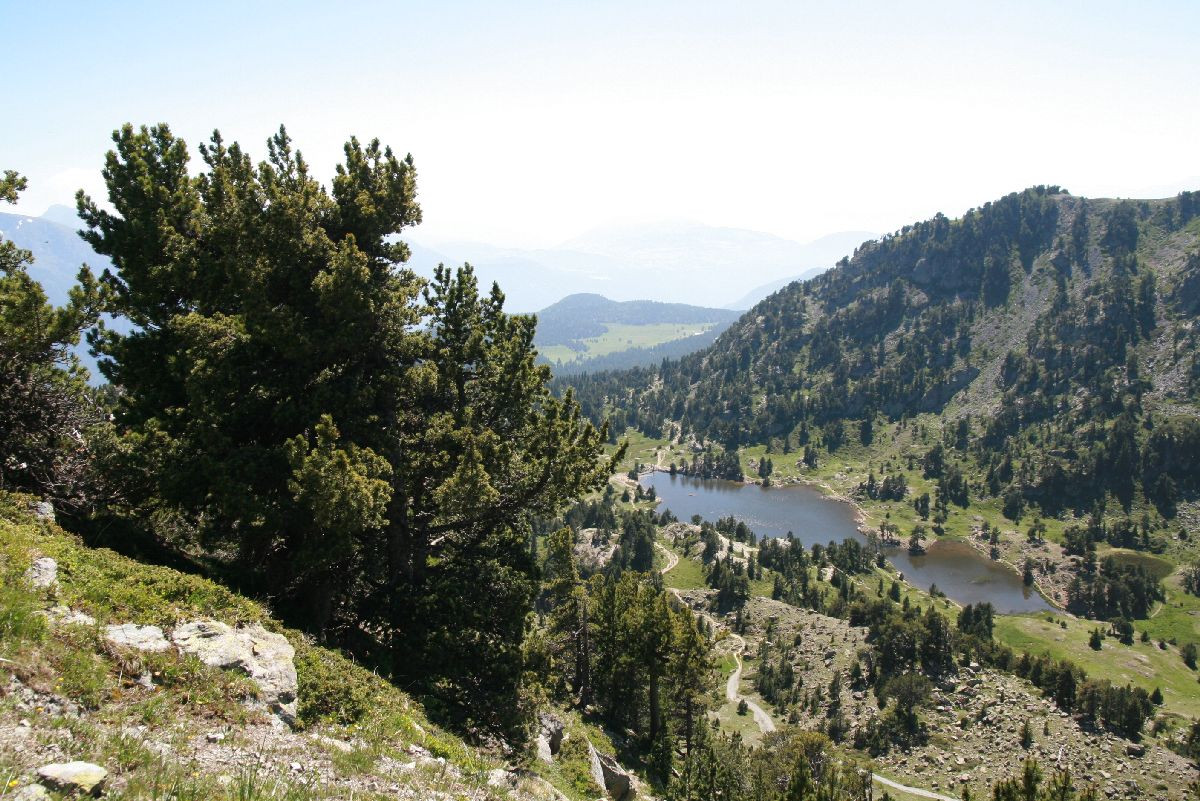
[655,539,967,801]
[656,542,775,733]
[722,630,777,733]
[870,773,960,801]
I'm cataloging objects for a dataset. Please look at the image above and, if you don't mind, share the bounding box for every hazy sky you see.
[5,0,1199,248]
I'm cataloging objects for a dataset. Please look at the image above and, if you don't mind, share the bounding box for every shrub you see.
[294,641,378,726]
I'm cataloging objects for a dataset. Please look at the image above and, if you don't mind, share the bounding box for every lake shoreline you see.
[644,467,1058,614]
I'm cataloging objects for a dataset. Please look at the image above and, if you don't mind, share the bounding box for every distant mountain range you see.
[0,205,105,308]
[727,266,828,310]
[531,294,739,374]
[3,206,875,378]
[0,205,123,381]
[409,224,876,311]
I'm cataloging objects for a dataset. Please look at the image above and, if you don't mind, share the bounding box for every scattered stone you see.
[311,733,354,753]
[172,620,298,724]
[36,761,108,796]
[1126,743,1146,758]
[12,785,50,801]
[105,623,171,652]
[25,557,57,590]
[32,501,55,522]
[45,606,96,627]
[206,731,227,743]
[487,768,516,789]
[588,742,634,800]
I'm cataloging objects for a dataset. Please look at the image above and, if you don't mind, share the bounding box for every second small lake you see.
[642,471,1052,614]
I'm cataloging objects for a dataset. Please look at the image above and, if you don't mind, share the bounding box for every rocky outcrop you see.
[573,528,617,572]
[25,557,57,590]
[45,606,96,627]
[588,743,634,800]
[105,623,171,652]
[172,620,298,724]
[36,761,107,796]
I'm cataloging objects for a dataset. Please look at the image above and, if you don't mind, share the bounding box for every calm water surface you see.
[642,471,1051,614]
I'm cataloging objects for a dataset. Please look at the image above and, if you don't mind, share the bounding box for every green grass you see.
[541,322,718,365]
[661,547,707,591]
[1105,548,1175,581]
[613,430,670,473]
[1137,571,1200,647]
[994,612,1200,718]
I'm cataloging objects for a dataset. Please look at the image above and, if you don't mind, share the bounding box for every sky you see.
[4,0,1199,249]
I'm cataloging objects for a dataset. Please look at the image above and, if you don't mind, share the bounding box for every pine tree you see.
[78,124,615,735]
[1,170,106,508]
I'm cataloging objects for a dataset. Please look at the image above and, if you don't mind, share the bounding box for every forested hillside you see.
[567,188,1200,525]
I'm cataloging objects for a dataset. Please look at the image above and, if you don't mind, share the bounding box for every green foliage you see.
[0,171,106,509]
[58,648,112,708]
[76,123,615,736]
[293,641,378,726]
[1183,642,1197,670]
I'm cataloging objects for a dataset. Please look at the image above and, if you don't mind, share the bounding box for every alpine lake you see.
[641,471,1052,614]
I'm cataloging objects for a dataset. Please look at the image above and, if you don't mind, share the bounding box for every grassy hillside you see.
[538,321,723,366]
[533,293,739,372]
[0,493,561,801]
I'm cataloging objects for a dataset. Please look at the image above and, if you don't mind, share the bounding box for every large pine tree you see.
[79,124,614,735]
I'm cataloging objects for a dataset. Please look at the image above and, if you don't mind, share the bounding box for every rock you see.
[206,731,226,743]
[36,761,108,795]
[12,785,50,801]
[311,733,354,753]
[1126,743,1146,758]
[172,620,298,724]
[487,768,517,789]
[588,743,634,800]
[106,623,171,652]
[537,713,566,762]
[25,557,57,590]
[46,606,96,627]
[32,501,55,522]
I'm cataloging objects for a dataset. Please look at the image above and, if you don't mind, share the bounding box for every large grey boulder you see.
[25,557,57,590]
[32,501,55,523]
[588,743,634,800]
[536,713,565,762]
[36,761,107,796]
[540,714,566,762]
[172,620,298,724]
[105,623,171,652]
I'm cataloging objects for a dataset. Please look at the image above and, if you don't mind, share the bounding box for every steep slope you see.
[0,494,565,800]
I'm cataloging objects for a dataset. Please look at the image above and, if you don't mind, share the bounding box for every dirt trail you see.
[722,630,776,733]
[871,773,960,801]
[656,542,775,734]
